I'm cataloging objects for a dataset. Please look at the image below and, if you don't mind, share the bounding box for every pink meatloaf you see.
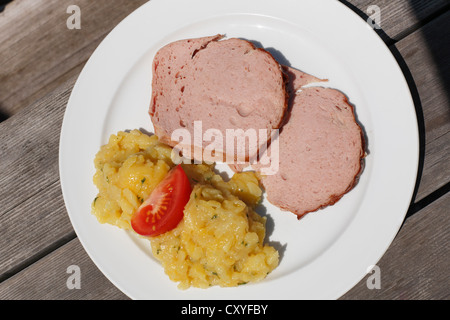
[150,34,288,163]
[257,87,365,219]
[228,65,325,173]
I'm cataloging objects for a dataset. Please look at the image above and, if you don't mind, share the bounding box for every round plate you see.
[59,0,419,299]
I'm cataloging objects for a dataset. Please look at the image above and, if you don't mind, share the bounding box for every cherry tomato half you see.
[131,165,191,237]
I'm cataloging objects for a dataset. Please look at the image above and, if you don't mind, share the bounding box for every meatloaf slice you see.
[228,65,325,172]
[150,35,288,164]
[282,65,326,96]
[257,87,365,219]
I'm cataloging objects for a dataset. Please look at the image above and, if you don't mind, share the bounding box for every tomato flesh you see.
[131,165,191,236]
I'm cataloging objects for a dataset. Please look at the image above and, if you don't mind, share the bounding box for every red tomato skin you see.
[131,165,191,237]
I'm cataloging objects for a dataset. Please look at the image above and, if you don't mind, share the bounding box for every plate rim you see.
[59,0,419,300]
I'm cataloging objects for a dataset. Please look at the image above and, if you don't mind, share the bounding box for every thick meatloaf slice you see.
[228,65,325,172]
[257,87,365,219]
[150,35,287,164]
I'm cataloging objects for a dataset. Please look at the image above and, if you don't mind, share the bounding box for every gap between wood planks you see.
[393,2,450,42]
[0,143,447,286]
[0,180,77,283]
[339,0,450,46]
[1,1,449,286]
[406,182,450,219]
[384,9,449,219]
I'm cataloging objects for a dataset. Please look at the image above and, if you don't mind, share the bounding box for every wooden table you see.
[0,0,448,300]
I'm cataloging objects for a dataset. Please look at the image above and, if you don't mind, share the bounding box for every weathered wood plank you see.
[394,11,450,201]
[342,0,450,42]
[1,191,447,300]
[0,0,148,116]
[1,0,448,118]
[341,192,449,300]
[0,181,74,281]
[0,78,73,216]
[0,0,448,300]
[0,238,128,300]
[0,78,75,279]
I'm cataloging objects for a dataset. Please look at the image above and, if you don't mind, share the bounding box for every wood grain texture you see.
[0,0,148,116]
[341,0,450,42]
[0,0,448,117]
[394,11,450,201]
[1,190,447,300]
[0,0,448,300]
[0,78,75,279]
[0,238,128,300]
[342,192,449,300]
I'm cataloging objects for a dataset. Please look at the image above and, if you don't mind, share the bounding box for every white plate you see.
[59,0,419,299]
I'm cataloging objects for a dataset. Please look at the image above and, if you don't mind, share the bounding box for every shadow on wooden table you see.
[0,0,13,13]
[403,1,450,218]
[0,0,13,122]
[339,0,450,218]
[0,107,9,122]
[339,1,450,226]
[338,1,423,217]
